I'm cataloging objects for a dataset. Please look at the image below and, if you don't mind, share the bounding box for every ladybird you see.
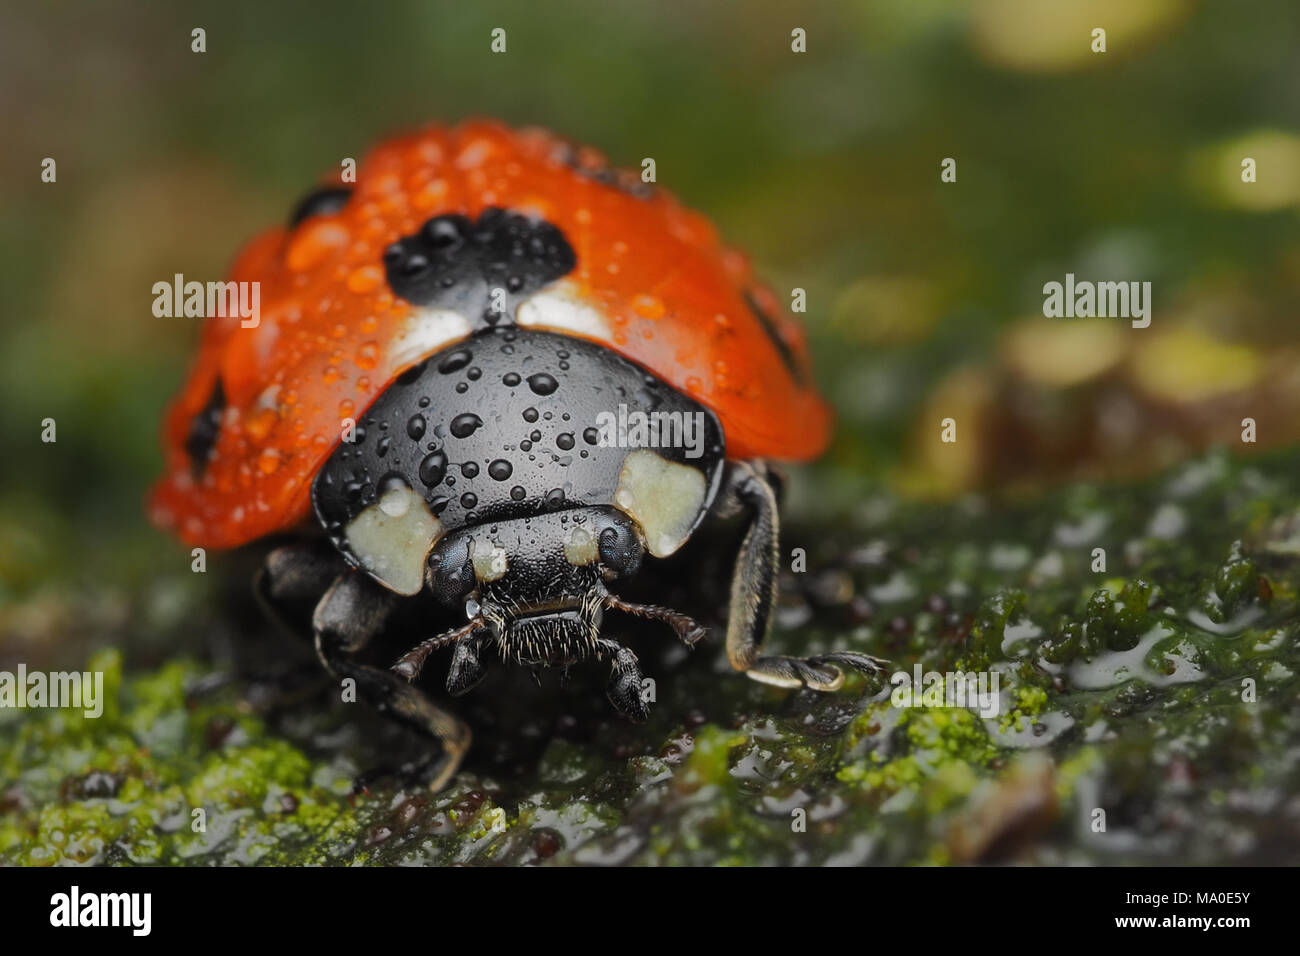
[151,120,884,789]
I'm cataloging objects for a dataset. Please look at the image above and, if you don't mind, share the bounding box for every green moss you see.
[999,686,1049,733]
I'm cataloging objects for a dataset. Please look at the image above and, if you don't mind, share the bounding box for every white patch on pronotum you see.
[345,484,443,595]
[613,450,706,558]
[516,281,611,341]
[389,308,472,368]
[563,526,598,566]
[470,539,509,582]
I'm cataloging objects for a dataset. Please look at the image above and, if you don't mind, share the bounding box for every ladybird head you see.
[422,507,643,667]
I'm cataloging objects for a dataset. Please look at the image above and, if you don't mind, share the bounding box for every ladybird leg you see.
[444,632,490,696]
[598,638,650,722]
[189,541,343,711]
[718,461,779,673]
[313,572,471,792]
[254,539,346,638]
[720,461,887,692]
[596,584,708,647]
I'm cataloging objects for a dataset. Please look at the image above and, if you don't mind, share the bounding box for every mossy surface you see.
[3,447,1299,865]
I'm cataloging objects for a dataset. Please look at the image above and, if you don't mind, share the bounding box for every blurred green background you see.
[3,0,1299,642]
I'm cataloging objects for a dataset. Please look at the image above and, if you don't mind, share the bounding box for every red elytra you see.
[150,120,832,548]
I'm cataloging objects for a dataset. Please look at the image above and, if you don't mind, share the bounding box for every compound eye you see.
[598,523,643,578]
[427,538,475,606]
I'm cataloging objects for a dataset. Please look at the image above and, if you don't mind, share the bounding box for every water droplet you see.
[406,415,426,441]
[527,373,559,396]
[460,492,478,509]
[424,217,463,248]
[419,450,448,487]
[346,266,383,294]
[461,461,479,478]
[467,366,482,381]
[557,433,575,451]
[245,407,279,441]
[401,253,430,276]
[439,349,473,374]
[503,372,521,387]
[450,413,483,438]
[633,294,665,319]
[488,459,513,481]
[356,341,379,370]
[583,427,600,445]
[510,486,526,501]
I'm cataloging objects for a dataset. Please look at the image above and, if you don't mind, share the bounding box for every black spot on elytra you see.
[744,290,807,385]
[550,141,654,199]
[184,378,226,478]
[382,208,577,329]
[288,186,353,228]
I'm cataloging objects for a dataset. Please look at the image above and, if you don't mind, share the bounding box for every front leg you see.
[720,460,887,691]
[310,570,472,792]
